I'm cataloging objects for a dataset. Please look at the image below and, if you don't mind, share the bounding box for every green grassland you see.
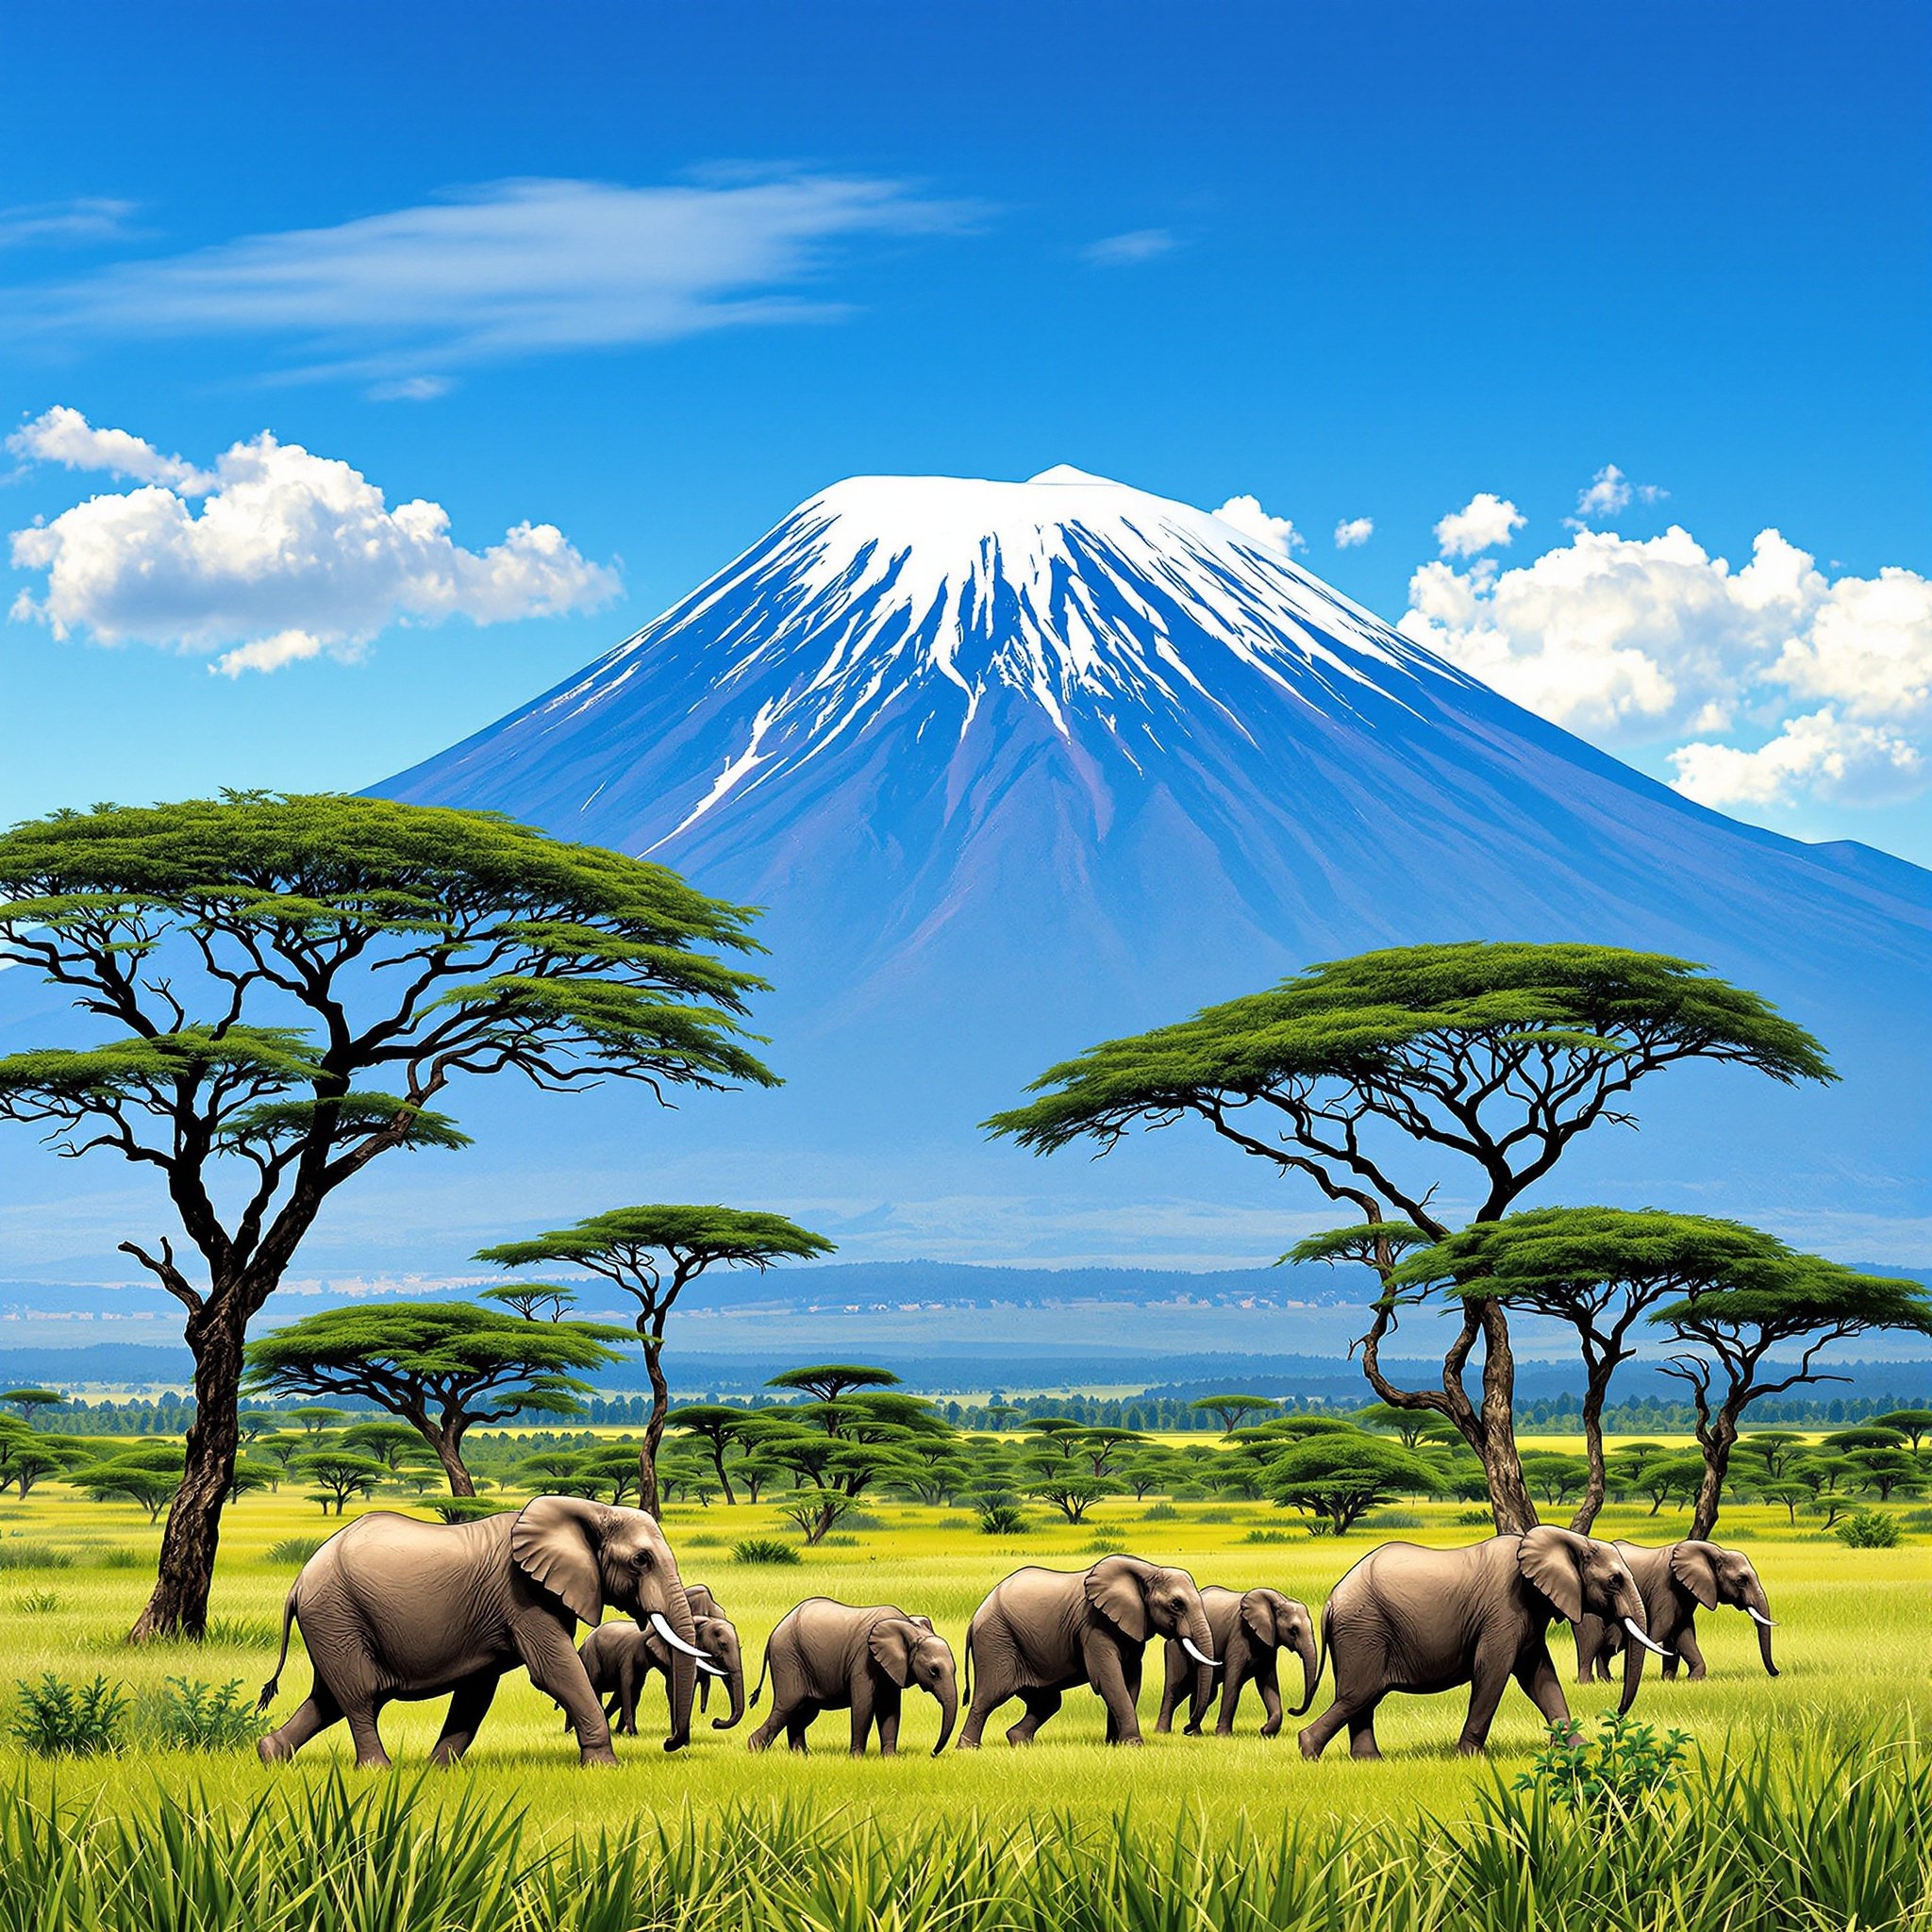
[1,1457,1924,1845]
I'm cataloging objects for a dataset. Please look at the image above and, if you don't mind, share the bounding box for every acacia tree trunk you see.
[1690,1402,1740,1541]
[128,1293,247,1642]
[1568,1355,1617,1535]
[637,1306,671,1519]
[429,1426,477,1499]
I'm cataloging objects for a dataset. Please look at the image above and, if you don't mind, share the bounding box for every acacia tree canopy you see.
[0,792,772,1640]
[244,1300,629,1497]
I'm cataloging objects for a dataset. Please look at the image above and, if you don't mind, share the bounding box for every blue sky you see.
[3,1,1928,859]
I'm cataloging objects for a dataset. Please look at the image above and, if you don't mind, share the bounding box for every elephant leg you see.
[1346,1707,1382,1760]
[1458,1648,1514,1756]
[1676,1624,1707,1681]
[1215,1660,1246,1738]
[1255,1659,1284,1740]
[747,1704,787,1753]
[1008,1688,1062,1745]
[850,1677,876,1757]
[1297,1684,1353,1760]
[786,1703,818,1753]
[1574,1617,1604,1686]
[1514,1646,1573,1735]
[876,1690,901,1757]
[1155,1641,1186,1734]
[1089,1643,1142,1746]
[430,1671,500,1766]
[344,1696,391,1771]
[958,1655,1011,1749]
[517,1621,617,1767]
[258,1683,343,1763]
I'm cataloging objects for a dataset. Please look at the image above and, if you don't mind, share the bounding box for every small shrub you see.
[265,1535,326,1566]
[1896,1507,1932,1532]
[431,1498,502,1524]
[204,1617,278,1649]
[935,1516,976,1533]
[976,1501,1026,1536]
[1241,1528,1300,1545]
[1368,1510,1424,1529]
[11,1591,62,1615]
[95,1546,146,1569]
[731,1537,802,1566]
[1517,1712,1692,1813]
[1194,1510,1233,1524]
[838,1511,884,1531]
[817,1533,859,1547]
[141,1676,265,1751]
[1836,1509,1903,1548]
[1085,1534,1127,1555]
[1457,1508,1494,1526]
[682,1533,725,1549]
[8,1674,128,1757]
[1141,1502,1179,1522]
[0,1542,75,1571]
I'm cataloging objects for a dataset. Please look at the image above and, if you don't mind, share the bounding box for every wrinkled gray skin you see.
[1155,1586,1318,1738]
[959,1555,1216,1748]
[745,1598,958,1757]
[1575,1541,1776,1683]
[579,1610,745,1738]
[1299,1528,1658,1760]
[257,1497,705,1768]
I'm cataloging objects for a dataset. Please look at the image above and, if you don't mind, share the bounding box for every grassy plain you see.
[0,1457,1924,1847]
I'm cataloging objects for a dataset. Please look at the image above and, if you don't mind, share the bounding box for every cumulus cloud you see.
[1214,493,1305,556]
[8,414,618,675]
[1397,520,1932,814]
[8,406,211,491]
[1333,516,1374,549]
[1433,491,1524,558]
[12,175,975,384]
[1082,228,1177,267]
[1569,462,1667,526]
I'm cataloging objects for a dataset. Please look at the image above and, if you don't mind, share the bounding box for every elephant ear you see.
[1670,1541,1722,1609]
[910,1614,935,1632]
[868,1619,917,1688]
[1517,1526,1586,1624]
[1241,1592,1275,1648]
[511,1496,607,1626]
[1084,1556,1152,1643]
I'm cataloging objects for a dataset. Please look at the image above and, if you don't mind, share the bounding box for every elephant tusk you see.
[650,1612,717,1664]
[694,1658,727,1677]
[1745,1607,1776,1628]
[1181,1638,1221,1668]
[1624,1616,1671,1658]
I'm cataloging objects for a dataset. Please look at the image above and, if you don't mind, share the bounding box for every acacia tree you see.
[0,793,771,1638]
[244,1301,630,1495]
[1386,1208,1793,1533]
[1651,1256,1931,1538]
[1190,1394,1280,1434]
[988,942,1831,1533]
[477,1207,832,1515]
[1261,1433,1442,1536]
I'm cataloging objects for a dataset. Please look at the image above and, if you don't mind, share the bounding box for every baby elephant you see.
[579,1607,743,1737]
[1156,1586,1318,1737]
[747,1598,958,1757]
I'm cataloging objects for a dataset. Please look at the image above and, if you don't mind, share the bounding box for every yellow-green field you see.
[2,1456,1924,1845]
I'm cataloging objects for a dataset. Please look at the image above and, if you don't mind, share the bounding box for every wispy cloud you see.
[0,198,137,249]
[10,174,977,383]
[1082,227,1177,267]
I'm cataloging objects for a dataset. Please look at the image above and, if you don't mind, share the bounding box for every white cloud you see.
[1433,491,1525,558]
[1397,519,1932,815]
[0,198,136,249]
[366,375,455,404]
[1569,462,1668,526]
[15,175,974,382]
[1082,228,1177,267]
[8,418,618,675]
[8,406,211,491]
[1213,493,1305,556]
[1333,516,1374,549]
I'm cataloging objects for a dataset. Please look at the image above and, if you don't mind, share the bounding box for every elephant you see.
[256,1496,716,1768]
[1155,1586,1318,1737]
[579,1607,743,1737]
[1574,1540,1777,1683]
[958,1554,1218,1748]
[745,1598,958,1756]
[1297,1527,1667,1760]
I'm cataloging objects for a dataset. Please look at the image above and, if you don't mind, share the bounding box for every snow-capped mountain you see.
[381,467,1928,1259]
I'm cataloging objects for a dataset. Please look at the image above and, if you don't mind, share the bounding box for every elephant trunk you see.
[930,1678,958,1757]
[1180,1600,1218,1670]
[1289,1627,1321,1719]
[1745,1591,1778,1676]
[1617,1607,1649,1716]
[714,1655,745,1729]
[658,1581,700,1752]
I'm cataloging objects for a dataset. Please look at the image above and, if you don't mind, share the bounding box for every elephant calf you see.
[747,1598,958,1756]
[1155,1585,1317,1738]
[1575,1540,1777,1684]
[960,1555,1218,1748]
[580,1604,744,1738]
[1299,1527,1666,1760]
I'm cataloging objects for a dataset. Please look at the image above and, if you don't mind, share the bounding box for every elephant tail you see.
[749,1638,772,1709]
[962,1620,974,1707]
[1291,1605,1329,1719]
[257,1586,300,1713]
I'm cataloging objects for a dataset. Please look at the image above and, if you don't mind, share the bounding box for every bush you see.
[976,1501,1026,1536]
[816,1533,859,1547]
[1141,1502,1179,1521]
[682,1533,725,1548]
[837,1511,885,1531]
[1836,1509,1903,1548]
[1241,1528,1300,1545]
[0,1542,74,1571]
[431,1498,502,1524]
[7,1674,127,1757]
[10,1591,61,1615]
[1367,1509,1425,1528]
[1457,1507,1494,1526]
[1084,1534,1127,1555]
[94,1546,145,1569]
[1193,1509,1233,1524]
[1517,1712,1693,1814]
[265,1535,326,1566]
[730,1537,801,1566]
[140,1677,264,1751]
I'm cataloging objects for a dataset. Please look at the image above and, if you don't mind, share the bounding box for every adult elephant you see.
[257,1496,715,1768]
[1298,1527,1666,1760]
[1155,1586,1318,1737]
[959,1555,1217,1748]
[744,1598,958,1756]
[1574,1540,1777,1683]
[580,1605,743,1738]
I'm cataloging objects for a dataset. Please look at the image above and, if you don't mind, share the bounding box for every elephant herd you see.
[254,1498,1778,1769]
